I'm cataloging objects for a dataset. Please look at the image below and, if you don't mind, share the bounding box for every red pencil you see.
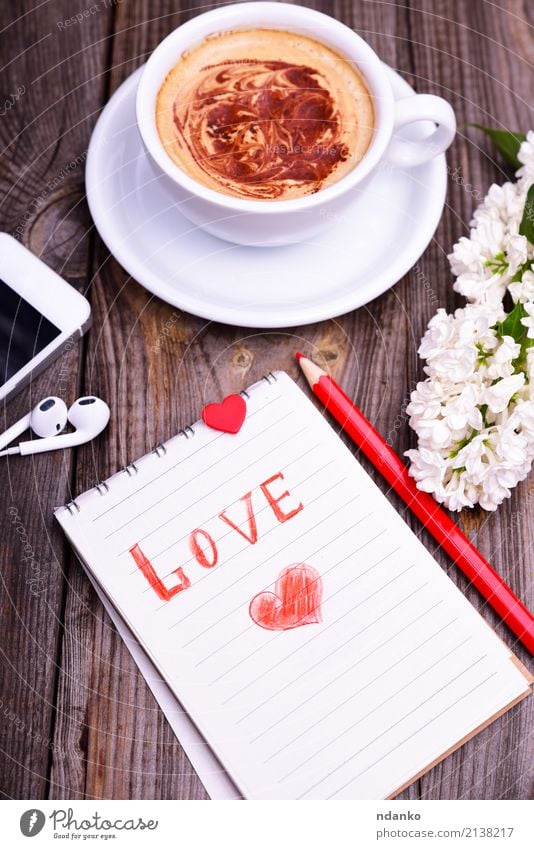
[297,353,534,655]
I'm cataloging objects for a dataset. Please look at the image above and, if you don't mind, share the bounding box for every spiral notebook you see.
[55,371,532,800]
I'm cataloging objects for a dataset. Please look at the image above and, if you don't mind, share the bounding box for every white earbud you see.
[0,396,68,450]
[0,396,110,456]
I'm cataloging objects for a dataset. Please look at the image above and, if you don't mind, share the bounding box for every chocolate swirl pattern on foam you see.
[173,59,350,200]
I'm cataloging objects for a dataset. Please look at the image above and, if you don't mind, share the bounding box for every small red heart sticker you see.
[201,393,247,434]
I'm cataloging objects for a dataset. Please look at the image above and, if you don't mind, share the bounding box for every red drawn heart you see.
[201,394,247,434]
[249,563,322,631]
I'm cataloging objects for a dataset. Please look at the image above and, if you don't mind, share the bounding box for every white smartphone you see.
[0,233,91,403]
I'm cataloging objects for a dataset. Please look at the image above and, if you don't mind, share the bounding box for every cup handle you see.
[385,94,456,167]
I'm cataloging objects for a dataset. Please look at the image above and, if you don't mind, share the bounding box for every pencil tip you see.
[296,353,326,386]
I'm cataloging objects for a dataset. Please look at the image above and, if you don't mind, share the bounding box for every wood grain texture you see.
[1,0,533,801]
[0,0,114,799]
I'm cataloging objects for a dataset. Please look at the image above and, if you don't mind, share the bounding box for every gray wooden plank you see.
[0,0,115,799]
[393,0,534,800]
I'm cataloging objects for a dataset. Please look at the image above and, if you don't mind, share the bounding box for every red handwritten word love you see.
[129,471,303,602]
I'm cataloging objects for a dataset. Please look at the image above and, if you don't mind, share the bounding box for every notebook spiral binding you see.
[63,373,278,513]
[152,442,168,457]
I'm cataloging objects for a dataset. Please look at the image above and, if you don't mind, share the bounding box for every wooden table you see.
[1,0,532,801]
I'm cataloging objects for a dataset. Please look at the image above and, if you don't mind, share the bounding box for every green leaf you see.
[519,184,534,244]
[497,301,527,343]
[495,301,534,379]
[466,124,526,169]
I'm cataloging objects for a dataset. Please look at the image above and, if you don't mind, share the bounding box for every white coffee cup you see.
[136,2,456,247]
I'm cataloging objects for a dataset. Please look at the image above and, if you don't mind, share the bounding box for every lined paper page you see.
[56,372,530,800]
[82,571,241,800]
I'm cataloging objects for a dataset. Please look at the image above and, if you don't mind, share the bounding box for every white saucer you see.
[86,65,447,328]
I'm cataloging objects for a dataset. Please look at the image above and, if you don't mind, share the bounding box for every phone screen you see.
[0,278,61,383]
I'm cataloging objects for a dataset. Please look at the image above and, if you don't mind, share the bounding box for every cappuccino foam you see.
[156,28,375,201]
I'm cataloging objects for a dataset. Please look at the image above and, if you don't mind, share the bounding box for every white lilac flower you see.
[509,268,534,304]
[486,335,521,379]
[417,309,455,359]
[455,308,499,350]
[520,301,534,338]
[483,373,525,414]
[440,473,476,512]
[477,466,516,511]
[411,418,452,450]
[449,177,531,305]
[472,181,524,229]
[424,345,478,383]
[441,385,484,434]
[453,432,489,479]
[494,426,529,467]
[406,380,444,421]
[457,301,505,328]
[517,130,534,184]
[509,398,534,435]
[404,446,448,493]
[506,234,530,276]
[406,130,534,511]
